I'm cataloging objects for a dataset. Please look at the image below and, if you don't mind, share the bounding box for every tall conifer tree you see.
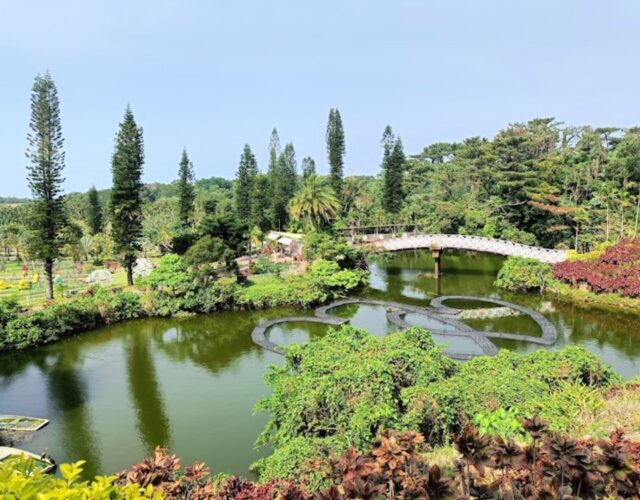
[253,173,272,232]
[25,71,67,300]
[111,106,144,286]
[87,186,103,235]
[326,108,346,201]
[235,144,258,223]
[381,125,406,214]
[266,128,281,227]
[301,156,316,179]
[177,148,195,228]
[271,143,298,229]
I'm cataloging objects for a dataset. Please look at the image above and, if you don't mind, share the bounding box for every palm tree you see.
[288,175,340,230]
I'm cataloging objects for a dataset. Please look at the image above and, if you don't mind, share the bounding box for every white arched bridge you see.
[359,233,568,264]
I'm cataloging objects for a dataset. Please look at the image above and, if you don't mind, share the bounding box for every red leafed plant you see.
[553,239,640,297]
[119,422,640,499]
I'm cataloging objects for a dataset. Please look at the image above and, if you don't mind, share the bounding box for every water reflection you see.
[125,327,171,451]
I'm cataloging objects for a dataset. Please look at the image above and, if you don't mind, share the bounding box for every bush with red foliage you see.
[553,239,640,297]
[120,418,640,499]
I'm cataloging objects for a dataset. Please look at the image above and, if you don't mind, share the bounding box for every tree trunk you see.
[606,202,610,242]
[634,195,640,240]
[125,254,134,286]
[44,258,54,301]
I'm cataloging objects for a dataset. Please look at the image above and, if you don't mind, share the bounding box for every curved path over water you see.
[366,234,567,263]
[251,295,558,360]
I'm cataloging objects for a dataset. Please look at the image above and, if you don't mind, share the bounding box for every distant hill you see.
[0,196,29,205]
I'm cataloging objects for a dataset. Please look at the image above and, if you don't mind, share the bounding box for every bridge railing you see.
[352,232,568,263]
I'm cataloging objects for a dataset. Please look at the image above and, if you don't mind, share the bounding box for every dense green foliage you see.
[494,256,553,292]
[302,232,366,269]
[326,108,345,201]
[25,71,67,300]
[288,175,339,230]
[270,143,298,229]
[177,148,195,228]
[0,287,144,350]
[0,457,155,499]
[339,120,640,251]
[110,106,145,285]
[381,125,406,214]
[5,424,640,498]
[301,156,316,179]
[87,186,103,235]
[0,253,367,351]
[254,326,620,482]
[234,144,258,226]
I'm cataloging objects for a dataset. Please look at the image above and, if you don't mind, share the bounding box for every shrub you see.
[472,407,525,439]
[0,295,19,328]
[0,251,371,351]
[308,259,368,294]
[494,256,552,292]
[183,236,235,285]
[553,239,640,297]
[7,425,640,498]
[303,231,367,269]
[254,326,457,480]
[405,347,620,443]
[255,325,621,481]
[0,457,154,499]
[193,278,238,313]
[146,254,193,296]
[253,256,282,275]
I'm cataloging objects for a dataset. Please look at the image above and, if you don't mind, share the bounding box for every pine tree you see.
[381,126,406,214]
[266,128,280,227]
[110,106,144,286]
[326,108,346,201]
[269,127,281,158]
[177,148,195,228]
[301,156,316,179]
[87,186,103,235]
[235,144,258,223]
[25,71,67,300]
[253,173,272,232]
[271,143,298,229]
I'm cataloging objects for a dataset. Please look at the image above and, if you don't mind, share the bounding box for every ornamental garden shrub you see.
[405,347,619,444]
[5,423,639,498]
[303,231,367,269]
[254,326,620,483]
[0,288,144,350]
[494,256,552,292]
[553,239,640,297]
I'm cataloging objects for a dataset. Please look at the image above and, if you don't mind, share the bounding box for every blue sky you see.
[1,1,639,197]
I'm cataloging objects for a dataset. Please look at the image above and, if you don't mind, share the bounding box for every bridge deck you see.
[361,234,567,263]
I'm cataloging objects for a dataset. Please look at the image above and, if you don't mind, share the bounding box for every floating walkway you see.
[251,295,558,360]
[0,415,49,432]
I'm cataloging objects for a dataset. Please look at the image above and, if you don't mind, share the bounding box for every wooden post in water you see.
[431,247,442,278]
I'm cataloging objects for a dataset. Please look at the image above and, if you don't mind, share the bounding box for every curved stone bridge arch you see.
[365,234,567,264]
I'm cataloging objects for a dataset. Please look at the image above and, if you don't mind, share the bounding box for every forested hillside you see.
[338,119,640,251]
[2,118,639,258]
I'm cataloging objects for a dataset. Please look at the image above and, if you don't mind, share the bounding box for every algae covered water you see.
[1,251,638,478]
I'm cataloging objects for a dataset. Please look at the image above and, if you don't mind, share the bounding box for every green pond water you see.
[1,250,639,478]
